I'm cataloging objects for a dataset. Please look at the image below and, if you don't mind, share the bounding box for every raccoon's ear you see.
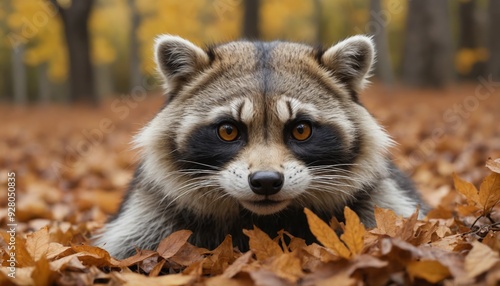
[320,35,375,93]
[154,35,210,93]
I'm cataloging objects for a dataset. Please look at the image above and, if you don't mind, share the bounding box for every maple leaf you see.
[243,226,282,260]
[304,208,351,259]
[453,173,480,208]
[340,207,366,255]
[478,173,500,217]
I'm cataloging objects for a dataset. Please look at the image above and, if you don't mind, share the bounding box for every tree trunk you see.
[401,0,453,88]
[488,0,500,80]
[242,0,260,39]
[12,45,28,104]
[458,0,483,79]
[38,63,51,104]
[50,0,97,105]
[369,0,394,84]
[129,0,142,90]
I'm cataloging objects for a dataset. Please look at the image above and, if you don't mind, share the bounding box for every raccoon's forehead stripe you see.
[276,97,321,123]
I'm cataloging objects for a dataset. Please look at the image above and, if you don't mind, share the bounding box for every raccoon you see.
[95,35,427,259]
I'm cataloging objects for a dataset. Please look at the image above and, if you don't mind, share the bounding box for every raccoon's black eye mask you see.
[174,115,359,172]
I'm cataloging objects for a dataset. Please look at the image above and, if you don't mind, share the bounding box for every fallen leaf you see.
[453,173,480,207]
[243,226,282,260]
[407,260,451,283]
[340,207,366,255]
[373,207,399,236]
[304,208,350,259]
[465,241,500,278]
[116,249,157,267]
[31,256,57,286]
[486,157,500,173]
[222,251,253,279]
[116,272,195,286]
[26,226,50,262]
[71,244,115,267]
[267,251,304,283]
[156,230,192,260]
[478,172,500,216]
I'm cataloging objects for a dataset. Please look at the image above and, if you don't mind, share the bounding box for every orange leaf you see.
[486,157,500,173]
[304,208,350,259]
[243,226,282,260]
[156,230,192,260]
[407,260,450,283]
[479,173,500,216]
[26,226,50,262]
[340,207,365,255]
[31,256,57,286]
[453,173,480,207]
[267,251,304,283]
[373,207,399,236]
[71,244,114,267]
[465,241,500,278]
[116,249,157,267]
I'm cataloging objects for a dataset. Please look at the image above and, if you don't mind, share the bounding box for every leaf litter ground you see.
[1,84,500,285]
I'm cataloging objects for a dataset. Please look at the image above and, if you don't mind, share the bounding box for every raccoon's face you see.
[135,35,393,217]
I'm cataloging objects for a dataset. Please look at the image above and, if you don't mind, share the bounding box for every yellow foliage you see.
[136,0,241,74]
[260,0,315,42]
[455,48,489,75]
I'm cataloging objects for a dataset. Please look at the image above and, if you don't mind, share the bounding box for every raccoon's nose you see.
[248,171,284,196]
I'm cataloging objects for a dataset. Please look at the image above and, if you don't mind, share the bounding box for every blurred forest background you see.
[1,0,500,105]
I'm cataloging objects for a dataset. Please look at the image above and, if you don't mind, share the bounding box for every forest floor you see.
[1,83,499,285]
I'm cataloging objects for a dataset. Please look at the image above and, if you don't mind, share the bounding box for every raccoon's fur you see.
[95,35,427,259]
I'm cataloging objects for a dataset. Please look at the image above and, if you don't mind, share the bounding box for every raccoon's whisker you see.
[310,181,358,190]
[176,160,223,171]
[312,174,360,181]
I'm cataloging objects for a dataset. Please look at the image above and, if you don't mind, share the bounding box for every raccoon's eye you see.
[291,122,312,141]
[217,123,239,142]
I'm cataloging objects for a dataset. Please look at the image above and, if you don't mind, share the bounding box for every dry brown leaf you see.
[170,242,207,267]
[400,208,419,243]
[243,226,282,260]
[373,207,399,236]
[479,172,500,216]
[26,226,50,262]
[116,249,157,267]
[407,260,451,283]
[117,272,195,286]
[304,208,351,259]
[209,235,235,274]
[316,273,356,286]
[267,251,304,283]
[71,244,115,267]
[46,242,73,260]
[465,241,500,278]
[50,254,87,271]
[148,259,166,277]
[486,157,500,173]
[31,256,57,286]
[222,251,253,279]
[340,207,365,255]
[156,230,192,260]
[453,173,480,207]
